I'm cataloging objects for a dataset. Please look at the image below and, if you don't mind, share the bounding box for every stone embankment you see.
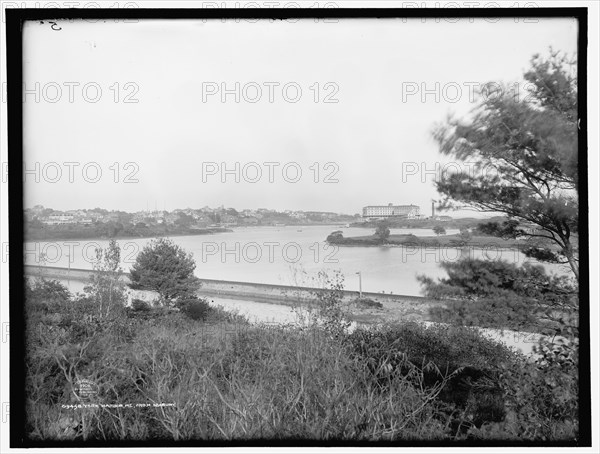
[24,264,441,313]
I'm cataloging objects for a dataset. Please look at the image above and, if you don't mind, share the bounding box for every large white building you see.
[362,203,420,219]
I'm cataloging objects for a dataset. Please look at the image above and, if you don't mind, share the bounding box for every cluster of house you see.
[25,205,356,228]
[25,205,104,226]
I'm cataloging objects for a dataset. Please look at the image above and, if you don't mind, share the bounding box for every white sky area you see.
[22,17,578,215]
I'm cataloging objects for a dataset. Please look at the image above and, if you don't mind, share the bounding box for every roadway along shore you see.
[24,264,444,324]
[23,264,548,356]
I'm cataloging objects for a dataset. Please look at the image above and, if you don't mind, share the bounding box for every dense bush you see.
[25,277,72,313]
[347,322,516,373]
[345,322,517,432]
[131,298,151,312]
[419,258,578,333]
[353,297,383,309]
[179,297,212,321]
[428,297,540,332]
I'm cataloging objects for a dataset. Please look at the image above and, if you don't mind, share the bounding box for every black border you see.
[6,6,590,449]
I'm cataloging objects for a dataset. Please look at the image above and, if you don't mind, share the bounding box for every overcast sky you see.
[22,17,578,215]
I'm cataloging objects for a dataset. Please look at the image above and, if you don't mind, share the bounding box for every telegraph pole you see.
[355,271,362,299]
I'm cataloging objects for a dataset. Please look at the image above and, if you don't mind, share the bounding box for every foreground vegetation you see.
[25,273,578,442]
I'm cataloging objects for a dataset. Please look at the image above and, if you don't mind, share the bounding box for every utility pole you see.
[66,250,71,289]
[355,271,362,299]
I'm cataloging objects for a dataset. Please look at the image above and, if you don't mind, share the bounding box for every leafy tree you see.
[309,270,352,339]
[326,230,344,243]
[28,218,44,229]
[432,50,579,279]
[129,237,201,306]
[117,211,134,224]
[102,221,124,238]
[174,213,194,228]
[84,239,127,318]
[375,222,391,242]
[25,277,71,313]
[418,259,577,334]
[433,225,446,236]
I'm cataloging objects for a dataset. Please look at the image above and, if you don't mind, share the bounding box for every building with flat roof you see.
[362,203,420,220]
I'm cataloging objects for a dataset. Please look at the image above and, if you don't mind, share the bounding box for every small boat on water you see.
[297,229,303,232]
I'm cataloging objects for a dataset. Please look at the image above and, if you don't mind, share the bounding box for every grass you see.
[24,279,579,443]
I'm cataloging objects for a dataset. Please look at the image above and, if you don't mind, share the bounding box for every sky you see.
[22,16,578,216]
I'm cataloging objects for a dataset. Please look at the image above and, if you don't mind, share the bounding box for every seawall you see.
[23,264,436,307]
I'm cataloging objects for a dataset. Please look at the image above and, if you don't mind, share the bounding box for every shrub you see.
[304,270,352,338]
[353,297,383,309]
[419,258,578,333]
[345,321,519,431]
[348,321,516,373]
[179,297,212,321]
[131,298,151,312]
[204,304,249,325]
[433,225,446,236]
[25,277,71,313]
[472,335,579,441]
[429,296,540,332]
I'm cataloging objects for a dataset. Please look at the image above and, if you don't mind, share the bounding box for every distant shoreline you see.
[24,227,235,242]
[327,233,527,249]
[23,223,354,242]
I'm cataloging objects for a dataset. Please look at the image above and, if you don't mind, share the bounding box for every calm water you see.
[25,225,570,297]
